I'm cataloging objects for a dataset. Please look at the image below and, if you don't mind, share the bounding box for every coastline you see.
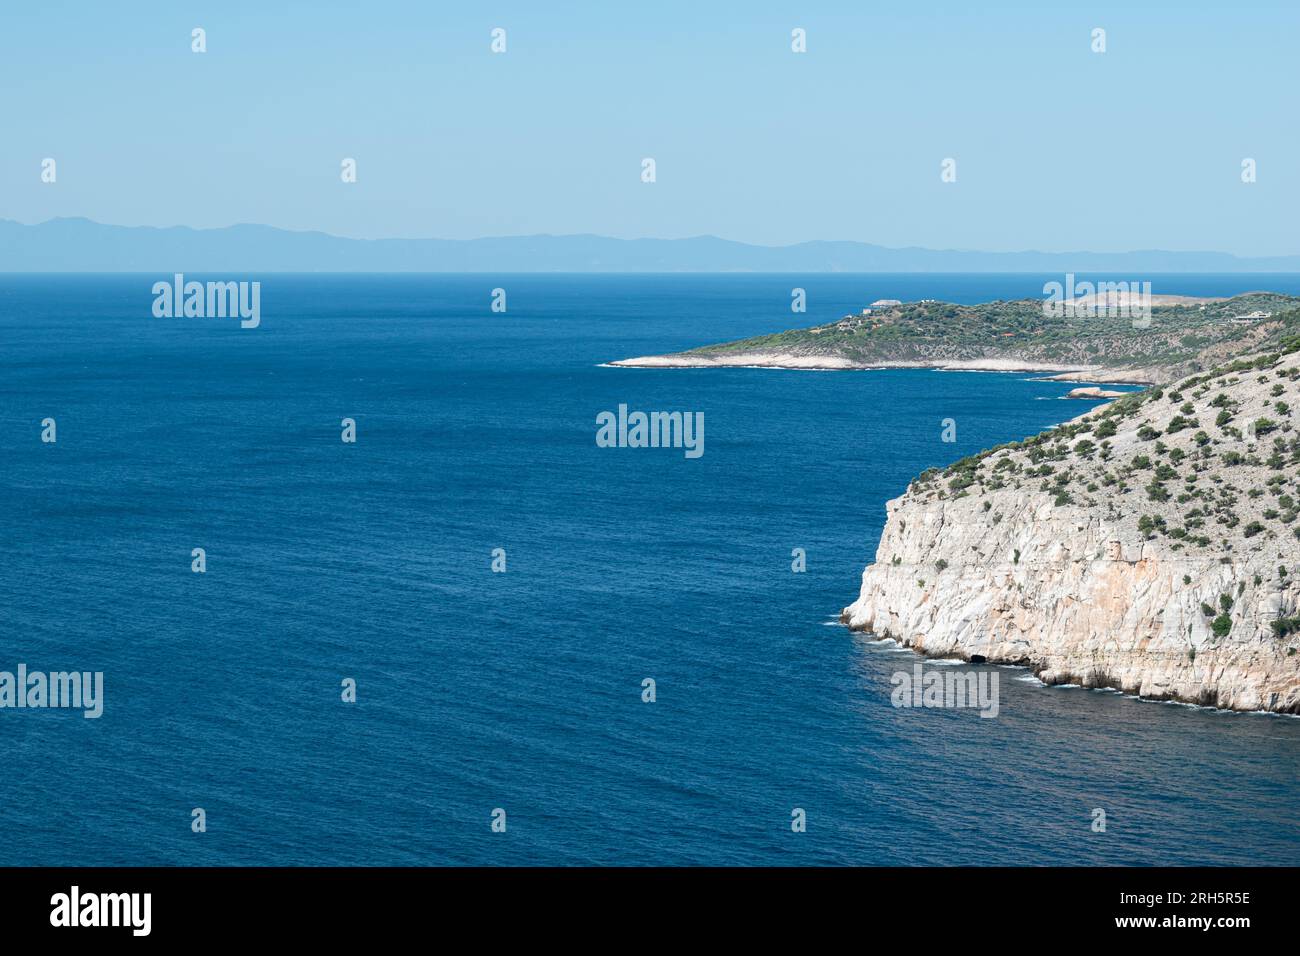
[610,351,1162,385]
[842,613,1300,716]
[854,632,1300,718]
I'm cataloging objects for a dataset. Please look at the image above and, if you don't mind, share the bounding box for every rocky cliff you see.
[842,343,1300,714]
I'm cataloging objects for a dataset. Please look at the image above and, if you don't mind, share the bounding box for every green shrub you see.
[1270,617,1300,638]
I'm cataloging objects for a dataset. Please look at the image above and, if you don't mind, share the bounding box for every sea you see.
[2,273,1298,865]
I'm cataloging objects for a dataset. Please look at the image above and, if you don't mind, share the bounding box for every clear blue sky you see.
[2,0,1295,255]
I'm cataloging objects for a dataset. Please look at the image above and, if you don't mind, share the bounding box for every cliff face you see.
[842,346,1300,714]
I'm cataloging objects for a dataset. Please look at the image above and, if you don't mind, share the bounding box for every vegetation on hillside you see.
[685,293,1300,380]
[912,333,1300,568]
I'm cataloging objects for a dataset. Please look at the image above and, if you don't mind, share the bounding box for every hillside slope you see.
[617,294,1300,384]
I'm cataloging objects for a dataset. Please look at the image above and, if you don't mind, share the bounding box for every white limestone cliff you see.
[843,348,1300,714]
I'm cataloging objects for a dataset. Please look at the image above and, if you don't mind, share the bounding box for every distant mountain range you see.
[4,218,1300,273]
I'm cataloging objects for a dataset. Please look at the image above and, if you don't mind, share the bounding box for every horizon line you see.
[6,216,1300,262]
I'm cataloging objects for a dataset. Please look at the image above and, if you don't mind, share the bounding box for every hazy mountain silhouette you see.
[4,218,1299,272]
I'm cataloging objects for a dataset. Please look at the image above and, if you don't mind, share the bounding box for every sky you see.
[1,0,1297,255]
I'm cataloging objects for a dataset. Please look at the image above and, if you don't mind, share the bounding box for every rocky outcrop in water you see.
[842,345,1300,714]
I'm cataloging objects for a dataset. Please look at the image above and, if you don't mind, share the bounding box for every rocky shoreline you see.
[840,346,1300,715]
[840,496,1300,714]
[610,351,1162,385]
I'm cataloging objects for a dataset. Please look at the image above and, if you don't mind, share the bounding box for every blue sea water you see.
[2,272,1298,866]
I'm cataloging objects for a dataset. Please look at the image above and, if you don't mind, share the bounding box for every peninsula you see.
[614,292,1300,385]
